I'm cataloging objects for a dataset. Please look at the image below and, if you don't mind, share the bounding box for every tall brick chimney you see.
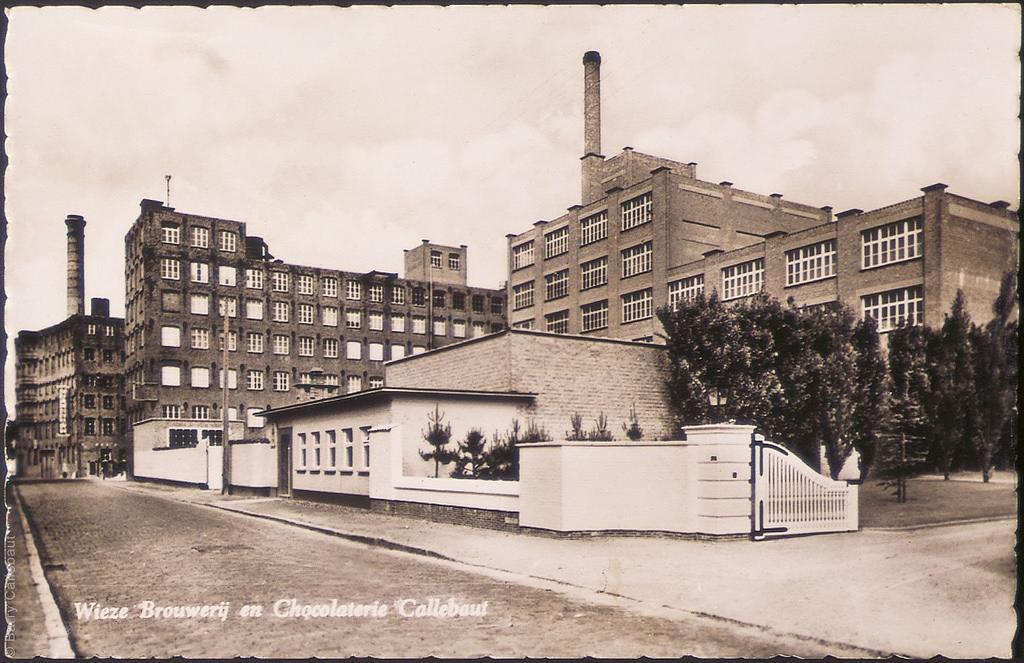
[581,51,605,205]
[65,214,86,317]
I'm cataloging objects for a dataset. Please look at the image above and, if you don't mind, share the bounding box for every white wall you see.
[132,419,241,487]
[229,442,276,488]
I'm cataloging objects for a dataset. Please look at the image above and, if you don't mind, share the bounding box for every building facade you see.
[123,199,507,459]
[12,215,127,478]
[506,52,1019,339]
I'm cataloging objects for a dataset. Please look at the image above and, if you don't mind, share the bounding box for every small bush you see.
[567,412,586,441]
[588,412,613,441]
[621,402,644,441]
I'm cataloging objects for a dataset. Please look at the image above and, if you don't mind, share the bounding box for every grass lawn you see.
[859,474,1017,528]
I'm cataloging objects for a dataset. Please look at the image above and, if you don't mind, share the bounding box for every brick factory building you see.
[11,215,127,478]
[506,51,1019,340]
[123,199,507,472]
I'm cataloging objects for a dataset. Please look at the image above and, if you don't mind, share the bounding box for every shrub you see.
[419,405,457,478]
[588,412,613,441]
[621,402,644,441]
[567,412,586,441]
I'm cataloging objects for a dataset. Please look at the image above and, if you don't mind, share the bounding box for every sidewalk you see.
[109,479,1015,658]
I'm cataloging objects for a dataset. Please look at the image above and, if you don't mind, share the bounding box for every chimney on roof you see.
[581,51,605,206]
[65,214,86,317]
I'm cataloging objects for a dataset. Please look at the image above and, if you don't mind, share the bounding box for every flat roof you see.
[259,386,537,419]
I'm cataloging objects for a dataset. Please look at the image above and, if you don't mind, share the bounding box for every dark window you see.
[169,429,200,449]
[84,375,97,387]
[102,395,114,409]
[83,394,96,409]
[490,298,504,315]
[472,295,485,313]
[103,349,114,362]
[433,290,446,308]
[202,429,223,446]
[490,322,505,333]
[85,419,96,435]
[161,291,182,312]
[412,288,426,306]
[102,419,114,435]
[84,348,95,361]
[452,292,466,310]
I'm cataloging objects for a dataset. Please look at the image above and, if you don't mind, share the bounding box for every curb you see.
[862,515,1016,532]
[12,486,77,659]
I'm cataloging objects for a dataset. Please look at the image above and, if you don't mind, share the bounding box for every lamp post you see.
[707,382,730,424]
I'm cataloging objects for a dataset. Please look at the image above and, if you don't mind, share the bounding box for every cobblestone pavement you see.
[14,481,862,658]
[110,479,1014,658]
[5,488,52,659]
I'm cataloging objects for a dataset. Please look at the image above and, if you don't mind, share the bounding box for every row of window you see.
[512,192,655,271]
[159,365,382,393]
[82,348,122,363]
[81,394,118,410]
[85,324,118,337]
[296,427,371,473]
[161,223,236,251]
[514,288,655,333]
[428,250,462,271]
[83,418,120,436]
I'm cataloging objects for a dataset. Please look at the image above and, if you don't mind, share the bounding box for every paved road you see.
[5,491,52,659]
[15,481,857,658]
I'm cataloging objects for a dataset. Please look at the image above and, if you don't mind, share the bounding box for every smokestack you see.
[580,51,605,205]
[583,50,601,156]
[65,214,86,317]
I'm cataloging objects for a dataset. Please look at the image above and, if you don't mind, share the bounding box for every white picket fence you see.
[752,438,858,540]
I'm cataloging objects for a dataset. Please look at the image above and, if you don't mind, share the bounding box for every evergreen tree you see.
[850,315,890,480]
[419,404,456,478]
[451,428,488,478]
[928,291,977,479]
[970,325,1008,482]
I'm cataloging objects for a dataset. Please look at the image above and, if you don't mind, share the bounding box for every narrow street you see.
[13,481,857,658]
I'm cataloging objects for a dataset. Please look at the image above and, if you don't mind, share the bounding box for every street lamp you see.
[707,382,730,424]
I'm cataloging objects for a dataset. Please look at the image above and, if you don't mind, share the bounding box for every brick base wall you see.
[228,484,274,498]
[292,489,371,509]
[369,499,520,532]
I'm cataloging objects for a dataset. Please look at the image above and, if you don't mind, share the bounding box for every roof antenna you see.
[165,174,172,206]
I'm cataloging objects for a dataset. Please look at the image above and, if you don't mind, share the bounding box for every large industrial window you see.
[545,310,570,334]
[861,217,922,270]
[621,192,653,231]
[545,269,570,301]
[621,288,653,323]
[668,275,704,308]
[862,285,923,332]
[722,258,764,301]
[580,256,608,290]
[512,281,535,310]
[581,300,609,332]
[544,226,570,259]
[512,241,535,271]
[786,239,837,286]
[580,211,608,246]
[621,241,653,278]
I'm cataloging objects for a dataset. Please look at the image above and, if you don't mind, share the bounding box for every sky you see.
[3,4,1020,414]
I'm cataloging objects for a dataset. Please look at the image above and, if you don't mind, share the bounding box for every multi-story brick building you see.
[124,199,506,460]
[507,51,1018,339]
[12,215,127,478]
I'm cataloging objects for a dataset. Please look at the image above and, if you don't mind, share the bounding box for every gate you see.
[751,437,858,540]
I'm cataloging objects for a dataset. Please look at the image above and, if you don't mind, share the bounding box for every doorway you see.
[277,428,292,497]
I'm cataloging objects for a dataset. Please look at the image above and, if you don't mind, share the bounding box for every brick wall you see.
[369,499,519,532]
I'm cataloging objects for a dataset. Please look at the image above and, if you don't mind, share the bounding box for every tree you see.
[874,431,931,502]
[451,428,488,478]
[478,420,521,480]
[927,291,977,479]
[850,315,890,480]
[419,405,456,478]
[621,402,644,441]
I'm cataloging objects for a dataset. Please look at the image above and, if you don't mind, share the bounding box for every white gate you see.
[751,438,858,540]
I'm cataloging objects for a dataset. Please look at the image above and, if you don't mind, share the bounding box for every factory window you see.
[161,222,180,245]
[272,301,290,322]
[512,282,535,310]
[472,294,485,313]
[452,320,466,338]
[245,268,264,290]
[391,286,405,305]
[546,310,570,334]
[297,303,314,325]
[369,376,384,389]
[512,241,535,271]
[218,266,237,287]
[190,294,210,316]
[87,323,97,335]
[219,330,238,352]
[346,340,362,360]
[297,433,307,469]
[298,336,315,357]
[452,292,466,310]
[622,288,654,324]
[580,210,608,246]
[191,367,211,388]
[218,231,237,253]
[84,418,97,435]
[621,241,653,278]
[621,192,653,231]
[191,405,210,420]
[430,250,443,269]
[368,311,384,331]
[433,317,447,336]
[323,306,339,327]
[105,325,115,337]
[83,394,96,409]
[161,405,180,420]
[544,226,570,259]
[511,319,534,330]
[160,364,181,386]
[862,286,923,333]
[247,332,264,354]
[271,271,290,293]
[862,217,922,270]
[580,256,608,290]
[361,426,372,469]
[246,370,264,391]
[187,328,209,350]
[327,430,337,468]
[471,321,486,338]
[272,371,290,392]
[103,349,114,362]
[412,345,427,355]
[722,258,764,301]
[391,313,406,333]
[324,338,339,358]
[272,334,290,355]
[219,368,238,390]
[322,276,338,298]
[347,375,363,394]
[412,315,427,334]
[190,226,209,248]
[411,287,425,307]
[786,240,837,286]
[490,298,504,315]
[103,395,114,409]
[345,310,361,329]
[245,298,264,320]
[369,342,385,361]
[102,419,115,435]
[160,258,180,280]
[581,300,609,332]
[433,290,446,308]
[668,275,705,308]
[323,374,339,386]
[160,326,181,347]
[190,262,210,284]
[545,269,570,301]
[346,280,362,300]
[297,274,314,295]
[390,343,406,360]
[449,254,460,271]
[342,428,355,469]
[219,296,238,318]
[369,284,384,303]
